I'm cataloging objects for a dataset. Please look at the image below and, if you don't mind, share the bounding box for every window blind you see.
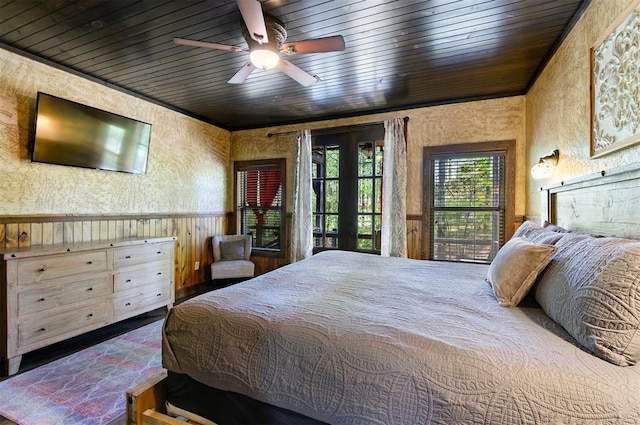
[429,152,506,263]
[236,162,283,251]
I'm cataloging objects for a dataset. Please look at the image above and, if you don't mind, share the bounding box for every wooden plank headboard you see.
[540,164,640,239]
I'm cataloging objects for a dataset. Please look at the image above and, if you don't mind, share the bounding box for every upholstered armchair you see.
[211,234,255,282]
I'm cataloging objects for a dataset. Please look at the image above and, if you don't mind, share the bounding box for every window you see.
[312,125,384,253]
[423,141,514,263]
[235,159,285,254]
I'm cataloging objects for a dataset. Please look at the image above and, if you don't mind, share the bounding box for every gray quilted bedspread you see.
[162,251,640,424]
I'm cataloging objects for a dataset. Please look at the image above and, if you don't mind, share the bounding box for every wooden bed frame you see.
[126,370,204,425]
[129,164,640,425]
[540,163,640,239]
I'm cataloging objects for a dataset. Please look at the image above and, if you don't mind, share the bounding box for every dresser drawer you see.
[113,261,172,293]
[113,242,173,268]
[18,274,111,316]
[112,282,172,317]
[18,301,109,348]
[17,251,108,284]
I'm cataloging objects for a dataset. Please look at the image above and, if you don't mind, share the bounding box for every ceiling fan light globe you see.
[250,49,280,70]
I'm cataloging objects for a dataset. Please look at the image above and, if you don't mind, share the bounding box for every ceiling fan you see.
[174,0,345,87]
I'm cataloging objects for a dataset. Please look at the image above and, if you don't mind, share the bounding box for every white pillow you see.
[513,220,565,245]
[487,237,557,307]
[535,234,640,366]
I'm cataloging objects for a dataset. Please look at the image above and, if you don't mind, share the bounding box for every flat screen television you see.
[31,92,152,174]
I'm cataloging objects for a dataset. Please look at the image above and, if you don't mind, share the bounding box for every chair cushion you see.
[211,260,255,280]
[220,239,245,261]
[213,235,252,262]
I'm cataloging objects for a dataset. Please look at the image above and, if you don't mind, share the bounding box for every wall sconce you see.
[531,149,559,179]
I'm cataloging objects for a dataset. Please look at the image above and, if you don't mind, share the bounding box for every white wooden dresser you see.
[0,236,175,376]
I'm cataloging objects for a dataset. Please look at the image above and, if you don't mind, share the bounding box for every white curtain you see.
[381,118,407,258]
[291,129,313,262]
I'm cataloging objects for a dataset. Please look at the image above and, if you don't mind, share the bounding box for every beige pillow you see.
[535,234,640,366]
[487,237,558,307]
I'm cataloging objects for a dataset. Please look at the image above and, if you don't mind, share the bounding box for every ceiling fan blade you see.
[282,35,345,55]
[236,0,268,44]
[228,62,257,84]
[279,60,318,87]
[174,38,245,52]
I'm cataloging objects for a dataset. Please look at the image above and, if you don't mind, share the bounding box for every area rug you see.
[0,319,164,425]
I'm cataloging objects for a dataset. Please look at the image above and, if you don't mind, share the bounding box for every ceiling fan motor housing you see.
[242,13,287,51]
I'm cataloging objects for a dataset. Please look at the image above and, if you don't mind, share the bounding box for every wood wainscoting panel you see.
[1,213,429,293]
[0,214,227,292]
[406,216,422,260]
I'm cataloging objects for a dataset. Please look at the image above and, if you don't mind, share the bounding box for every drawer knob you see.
[88,313,93,317]
[125,255,131,259]
[126,279,132,283]
[157,251,162,254]
[157,272,162,275]
[157,293,162,297]
[40,267,46,272]
[39,297,46,302]
[125,302,131,306]
[40,328,46,332]
[87,261,93,264]
[87,287,93,291]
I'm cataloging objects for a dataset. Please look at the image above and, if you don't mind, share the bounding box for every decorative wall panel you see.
[590,0,640,157]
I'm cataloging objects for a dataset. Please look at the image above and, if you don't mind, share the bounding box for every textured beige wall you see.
[526,0,640,218]
[0,49,230,215]
[232,96,526,216]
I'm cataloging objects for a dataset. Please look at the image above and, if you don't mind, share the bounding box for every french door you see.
[312,126,384,253]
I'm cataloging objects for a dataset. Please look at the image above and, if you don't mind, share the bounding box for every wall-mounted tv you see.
[31,92,152,174]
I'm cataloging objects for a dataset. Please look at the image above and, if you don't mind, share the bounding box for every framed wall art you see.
[590,0,640,158]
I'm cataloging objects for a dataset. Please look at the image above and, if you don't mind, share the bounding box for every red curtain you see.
[246,169,281,226]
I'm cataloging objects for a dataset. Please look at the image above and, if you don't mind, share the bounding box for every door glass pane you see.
[312,147,323,179]
[358,214,372,234]
[313,213,322,231]
[358,237,372,250]
[374,215,381,240]
[374,178,382,213]
[312,180,323,213]
[357,214,373,250]
[326,214,338,236]
[358,141,374,176]
[325,180,339,213]
[325,236,339,248]
[374,141,384,176]
[325,146,339,178]
[358,178,373,212]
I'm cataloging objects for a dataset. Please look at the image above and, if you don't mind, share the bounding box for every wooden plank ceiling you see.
[0,0,588,131]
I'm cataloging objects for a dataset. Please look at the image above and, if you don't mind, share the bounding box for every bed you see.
[162,165,640,424]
